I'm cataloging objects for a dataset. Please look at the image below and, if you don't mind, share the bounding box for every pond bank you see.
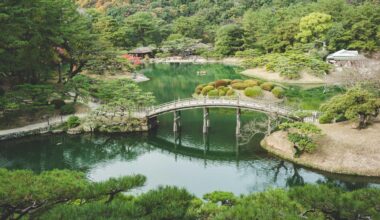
[150,57,243,66]
[261,119,380,177]
[0,114,87,141]
[241,68,326,85]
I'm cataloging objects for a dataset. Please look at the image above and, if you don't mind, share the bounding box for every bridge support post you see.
[203,108,210,134]
[173,111,181,132]
[236,108,241,135]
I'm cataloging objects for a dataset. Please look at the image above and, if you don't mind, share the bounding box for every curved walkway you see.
[0,114,87,141]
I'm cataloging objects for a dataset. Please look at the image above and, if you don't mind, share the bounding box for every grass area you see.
[284,86,344,110]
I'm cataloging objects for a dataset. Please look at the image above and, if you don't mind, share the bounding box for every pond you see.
[0,63,379,196]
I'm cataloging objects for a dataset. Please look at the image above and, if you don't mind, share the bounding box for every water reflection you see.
[1,132,380,196]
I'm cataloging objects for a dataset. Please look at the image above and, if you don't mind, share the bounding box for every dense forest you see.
[1,0,379,84]
[0,0,379,126]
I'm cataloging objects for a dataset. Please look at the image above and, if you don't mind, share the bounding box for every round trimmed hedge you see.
[244,86,263,97]
[231,82,249,90]
[226,89,235,96]
[218,89,226,96]
[260,82,274,91]
[195,84,206,94]
[201,85,215,95]
[244,79,259,87]
[208,89,219,97]
[215,80,228,88]
[271,86,285,98]
[231,79,243,84]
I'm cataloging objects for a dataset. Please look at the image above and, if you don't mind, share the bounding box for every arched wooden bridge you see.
[137,97,297,119]
[132,97,307,135]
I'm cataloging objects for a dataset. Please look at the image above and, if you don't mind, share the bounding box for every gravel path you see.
[261,118,380,176]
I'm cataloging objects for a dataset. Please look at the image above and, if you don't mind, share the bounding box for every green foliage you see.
[67,116,80,128]
[271,86,285,98]
[280,122,321,155]
[195,84,206,94]
[318,113,334,124]
[0,169,146,219]
[244,79,259,87]
[208,89,219,97]
[96,79,155,107]
[231,82,249,90]
[123,12,166,47]
[201,85,215,96]
[51,99,66,110]
[0,84,56,112]
[135,186,194,220]
[203,191,237,205]
[244,52,330,79]
[285,86,344,110]
[260,82,274,91]
[296,12,333,44]
[279,122,322,136]
[161,34,204,56]
[244,86,262,98]
[320,87,380,128]
[218,89,226,96]
[288,133,317,154]
[3,169,380,220]
[64,75,92,103]
[226,89,235,96]
[215,24,244,56]
[60,104,76,115]
[230,79,243,84]
[213,189,303,220]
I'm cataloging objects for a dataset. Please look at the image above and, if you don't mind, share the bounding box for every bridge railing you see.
[131,97,297,117]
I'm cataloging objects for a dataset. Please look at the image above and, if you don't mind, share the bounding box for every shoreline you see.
[149,56,243,66]
[261,121,380,177]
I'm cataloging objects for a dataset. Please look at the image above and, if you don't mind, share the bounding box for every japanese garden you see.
[1,0,380,219]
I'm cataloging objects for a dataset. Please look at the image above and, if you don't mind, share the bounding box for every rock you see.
[52,129,64,134]
[67,126,83,135]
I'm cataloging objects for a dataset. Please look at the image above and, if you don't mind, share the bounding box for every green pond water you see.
[0,63,379,196]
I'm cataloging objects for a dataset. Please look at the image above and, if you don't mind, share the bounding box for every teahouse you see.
[326,49,365,67]
[128,47,154,58]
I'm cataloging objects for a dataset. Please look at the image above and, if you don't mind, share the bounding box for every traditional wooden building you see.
[326,49,365,67]
[128,47,154,58]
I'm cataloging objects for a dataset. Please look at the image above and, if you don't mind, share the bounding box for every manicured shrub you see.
[195,84,206,94]
[223,79,232,85]
[226,89,235,96]
[208,89,219,97]
[218,89,226,96]
[242,52,330,79]
[244,79,259,87]
[201,85,215,96]
[288,133,316,154]
[244,86,263,97]
[51,99,66,109]
[260,82,274,91]
[335,114,347,122]
[203,191,237,205]
[60,104,75,115]
[319,114,333,124]
[271,87,285,98]
[67,116,80,128]
[231,82,249,90]
[215,80,228,88]
[231,79,243,84]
